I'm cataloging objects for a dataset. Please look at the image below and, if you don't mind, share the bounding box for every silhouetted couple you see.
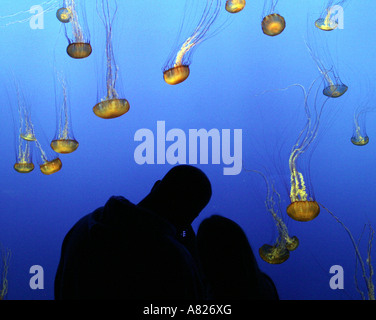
[55,164,278,300]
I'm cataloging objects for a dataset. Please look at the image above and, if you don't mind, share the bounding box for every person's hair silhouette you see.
[197,215,279,300]
[55,165,212,300]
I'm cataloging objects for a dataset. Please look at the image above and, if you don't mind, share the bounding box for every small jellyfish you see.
[261,1,285,36]
[351,90,373,146]
[225,0,246,13]
[305,36,347,98]
[51,73,79,153]
[163,0,223,85]
[259,243,290,264]
[0,244,11,300]
[63,0,92,59]
[56,7,72,23]
[14,138,34,174]
[248,170,299,264]
[315,1,346,31]
[10,82,35,173]
[93,0,130,119]
[351,110,369,146]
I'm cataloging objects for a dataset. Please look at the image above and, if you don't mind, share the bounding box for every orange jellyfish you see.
[306,35,348,98]
[163,0,223,85]
[351,108,370,146]
[315,1,346,31]
[56,5,72,23]
[225,0,246,13]
[93,0,129,119]
[64,0,92,59]
[0,244,11,300]
[261,0,285,36]
[9,83,35,173]
[51,74,79,153]
[14,137,34,174]
[249,170,298,264]
[35,138,62,175]
[286,82,326,222]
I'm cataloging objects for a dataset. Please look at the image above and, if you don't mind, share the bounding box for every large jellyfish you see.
[51,74,79,153]
[63,0,92,59]
[321,204,375,300]
[315,1,347,31]
[285,82,332,222]
[0,244,11,300]
[225,0,246,13]
[261,0,285,36]
[306,34,348,98]
[93,0,129,119]
[250,170,299,264]
[163,0,223,85]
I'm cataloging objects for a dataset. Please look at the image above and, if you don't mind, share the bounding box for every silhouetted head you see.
[138,165,212,229]
[197,215,279,300]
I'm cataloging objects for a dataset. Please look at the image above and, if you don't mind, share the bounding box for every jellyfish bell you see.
[51,139,79,154]
[93,98,130,119]
[66,42,92,59]
[286,200,320,222]
[40,157,62,175]
[286,235,299,251]
[261,13,285,36]
[315,17,337,31]
[163,0,223,85]
[56,7,72,23]
[225,0,246,13]
[163,65,190,85]
[323,83,348,98]
[259,243,290,264]
[14,162,34,173]
[20,133,37,141]
[351,135,369,146]
[64,0,91,59]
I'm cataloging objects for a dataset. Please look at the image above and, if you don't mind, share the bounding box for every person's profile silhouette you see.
[54,165,212,300]
[197,215,279,300]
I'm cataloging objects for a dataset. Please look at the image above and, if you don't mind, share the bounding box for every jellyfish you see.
[315,1,346,31]
[93,0,129,119]
[225,0,246,13]
[351,109,370,146]
[0,245,11,300]
[14,137,34,174]
[350,87,373,146]
[249,170,299,264]
[306,35,348,98]
[163,0,223,85]
[321,204,375,300]
[51,74,79,153]
[56,6,72,23]
[63,0,92,59]
[8,84,35,173]
[35,139,62,175]
[285,82,331,222]
[261,0,285,36]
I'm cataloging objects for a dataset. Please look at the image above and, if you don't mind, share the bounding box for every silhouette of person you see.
[196,215,279,300]
[54,165,212,299]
